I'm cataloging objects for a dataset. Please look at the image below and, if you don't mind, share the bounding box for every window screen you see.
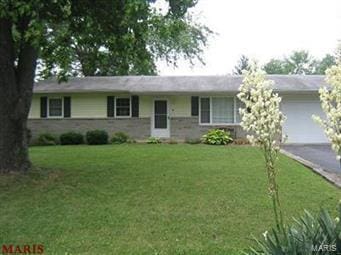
[116,98,130,116]
[212,97,234,123]
[49,98,62,117]
[200,98,210,123]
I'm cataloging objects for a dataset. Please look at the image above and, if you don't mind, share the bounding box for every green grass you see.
[0,144,340,254]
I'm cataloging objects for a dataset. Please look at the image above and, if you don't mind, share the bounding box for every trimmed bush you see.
[37,133,58,146]
[147,137,161,144]
[86,130,108,145]
[60,132,84,145]
[111,132,129,144]
[201,129,233,145]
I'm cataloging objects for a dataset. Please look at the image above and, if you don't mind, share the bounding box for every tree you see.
[284,50,316,74]
[263,51,332,75]
[0,0,211,173]
[263,59,289,74]
[314,54,336,75]
[237,64,286,231]
[313,64,341,163]
[233,55,250,75]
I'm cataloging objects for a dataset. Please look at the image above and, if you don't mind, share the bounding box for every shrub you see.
[127,138,136,144]
[111,132,129,144]
[233,138,250,145]
[168,139,178,144]
[147,137,161,144]
[86,130,108,145]
[246,204,341,254]
[36,133,58,146]
[60,132,84,145]
[201,129,233,145]
[184,137,201,144]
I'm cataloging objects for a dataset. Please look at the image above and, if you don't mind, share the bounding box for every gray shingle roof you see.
[34,75,327,94]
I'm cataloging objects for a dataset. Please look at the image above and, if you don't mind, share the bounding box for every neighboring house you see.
[29,75,329,143]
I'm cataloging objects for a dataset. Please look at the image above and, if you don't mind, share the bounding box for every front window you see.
[48,98,63,117]
[200,96,242,125]
[212,97,234,123]
[116,97,130,117]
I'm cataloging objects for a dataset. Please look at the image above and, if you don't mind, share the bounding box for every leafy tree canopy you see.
[262,50,336,75]
[233,55,250,75]
[1,0,211,80]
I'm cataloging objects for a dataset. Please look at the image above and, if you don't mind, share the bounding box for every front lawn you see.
[0,144,340,254]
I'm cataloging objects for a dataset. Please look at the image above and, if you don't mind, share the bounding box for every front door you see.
[151,99,170,138]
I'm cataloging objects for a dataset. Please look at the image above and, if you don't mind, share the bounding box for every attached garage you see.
[281,94,328,144]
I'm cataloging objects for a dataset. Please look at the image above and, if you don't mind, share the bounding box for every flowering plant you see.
[313,64,341,162]
[237,64,286,231]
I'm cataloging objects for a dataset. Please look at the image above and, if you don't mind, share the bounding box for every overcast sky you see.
[157,0,341,75]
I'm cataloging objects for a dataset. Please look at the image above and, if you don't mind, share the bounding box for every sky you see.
[157,0,341,75]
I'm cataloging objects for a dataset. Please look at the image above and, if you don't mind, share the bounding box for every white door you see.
[282,97,328,143]
[151,99,170,138]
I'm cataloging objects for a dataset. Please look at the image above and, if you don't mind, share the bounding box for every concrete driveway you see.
[281,144,341,174]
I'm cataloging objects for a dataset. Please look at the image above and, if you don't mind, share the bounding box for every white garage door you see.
[282,96,328,143]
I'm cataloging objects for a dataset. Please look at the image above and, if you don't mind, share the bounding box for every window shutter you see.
[63,96,71,118]
[40,97,47,118]
[131,96,139,117]
[191,96,199,116]
[200,97,210,123]
[107,96,115,117]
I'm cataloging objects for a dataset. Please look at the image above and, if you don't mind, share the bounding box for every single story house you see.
[28,75,329,143]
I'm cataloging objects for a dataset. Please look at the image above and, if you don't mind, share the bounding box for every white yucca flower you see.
[313,64,341,161]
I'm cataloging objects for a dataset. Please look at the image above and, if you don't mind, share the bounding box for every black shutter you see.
[40,97,47,118]
[107,96,115,117]
[131,96,139,117]
[191,96,199,116]
[63,96,71,118]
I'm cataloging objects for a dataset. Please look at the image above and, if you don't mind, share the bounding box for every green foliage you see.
[36,133,58,146]
[233,55,250,74]
[111,132,130,144]
[184,137,201,144]
[315,54,336,75]
[1,0,211,79]
[60,132,84,145]
[147,137,161,144]
[126,138,137,144]
[263,51,337,75]
[263,59,290,74]
[86,130,108,145]
[201,129,233,145]
[284,50,315,74]
[2,145,340,254]
[246,204,341,255]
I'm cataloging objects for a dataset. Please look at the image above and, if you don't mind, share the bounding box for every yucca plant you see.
[246,203,341,255]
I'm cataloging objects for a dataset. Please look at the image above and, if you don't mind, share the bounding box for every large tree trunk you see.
[0,18,37,173]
